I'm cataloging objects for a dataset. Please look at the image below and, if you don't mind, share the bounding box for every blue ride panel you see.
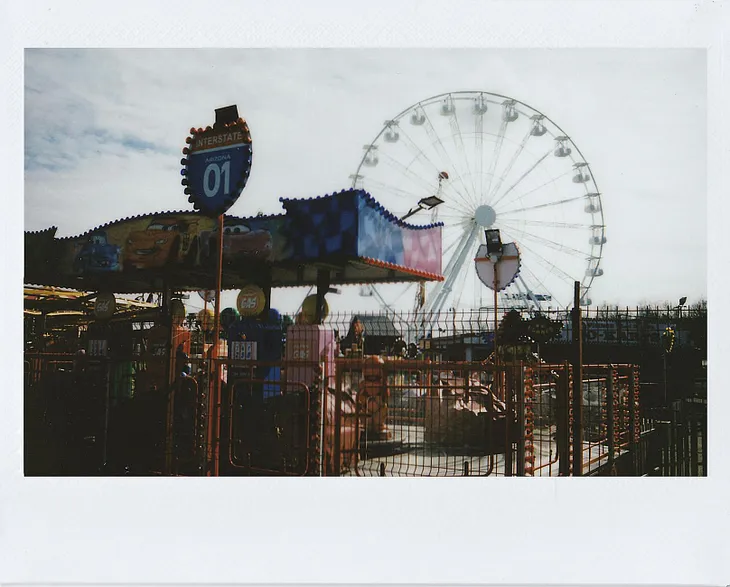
[227,310,283,400]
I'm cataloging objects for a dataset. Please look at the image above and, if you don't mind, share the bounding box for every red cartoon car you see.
[124,218,185,269]
[222,223,273,259]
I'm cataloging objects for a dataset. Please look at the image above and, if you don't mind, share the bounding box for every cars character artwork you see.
[200,220,273,263]
[73,231,121,274]
[223,222,273,260]
[124,217,196,270]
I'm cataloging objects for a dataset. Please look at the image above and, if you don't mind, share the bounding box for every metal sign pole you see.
[182,105,252,477]
[493,259,499,359]
[571,280,584,476]
[207,213,224,476]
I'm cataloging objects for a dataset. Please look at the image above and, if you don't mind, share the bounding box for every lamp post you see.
[677,295,687,335]
[484,229,504,359]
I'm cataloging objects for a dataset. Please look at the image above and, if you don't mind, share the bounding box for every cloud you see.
[24,48,708,307]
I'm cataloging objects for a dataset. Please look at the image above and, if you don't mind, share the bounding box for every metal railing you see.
[23,348,675,477]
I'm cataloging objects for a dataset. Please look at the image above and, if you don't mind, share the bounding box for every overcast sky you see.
[24,48,707,313]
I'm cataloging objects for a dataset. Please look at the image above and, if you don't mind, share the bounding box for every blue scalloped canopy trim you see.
[38,210,286,241]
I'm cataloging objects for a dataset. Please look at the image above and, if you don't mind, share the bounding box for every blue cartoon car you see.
[73,231,121,273]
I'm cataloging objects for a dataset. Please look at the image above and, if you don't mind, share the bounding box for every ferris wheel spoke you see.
[392,139,476,214]
[439,184,481,217]
[501,234,578,285]
[438,217,475,232]
[379,150,449,197]
[483,120,508,204]
[438,199,476,221]
[449,105,479,205]
[427,224,480,318]
[439,220,475,234]
[519,266,561,307]
[475,113,486,207]
[396,128,476,212]
[420,107,479,210]
[500,220,590,258]
[441,223,477,278]
[442,230,469,258]
[397,125,451,178]
[490,149,558,209]
[501,218,596,230]
[499,193,586,216]
[498,167,575,210]
[513,268,561,310]
[486,128,532,203]
[439,189,479,217]
[505,276,540,310]
[435,224,478,297]
[361,176,429,205]
[442,227,473,255]
[375,118,477,213]
[452,255,473,309]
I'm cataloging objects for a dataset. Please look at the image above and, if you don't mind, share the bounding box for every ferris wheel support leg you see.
[425,225,480,324]
[370,284,393,312]
[516,274,544,312]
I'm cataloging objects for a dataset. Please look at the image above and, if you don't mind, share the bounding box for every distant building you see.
[351,315,401,355]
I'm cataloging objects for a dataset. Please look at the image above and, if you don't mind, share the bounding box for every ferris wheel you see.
[350,91,605,314]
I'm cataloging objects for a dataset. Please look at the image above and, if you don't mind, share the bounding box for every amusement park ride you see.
[24,94,631,478]
[351,91,606,314]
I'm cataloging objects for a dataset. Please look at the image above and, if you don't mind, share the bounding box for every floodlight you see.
[485,229,503,255]
[401,195,445,220]
[419,195,444,210]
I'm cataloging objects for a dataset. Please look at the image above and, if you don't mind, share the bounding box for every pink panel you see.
[284,325,336,391]
[403,226,443,276]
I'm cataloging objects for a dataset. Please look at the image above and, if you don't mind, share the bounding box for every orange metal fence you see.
[25,352,648,476]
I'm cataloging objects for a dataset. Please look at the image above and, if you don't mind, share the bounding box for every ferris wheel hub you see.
[474,204,497,228]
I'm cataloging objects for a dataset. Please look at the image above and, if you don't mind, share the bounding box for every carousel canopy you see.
[24,285,158,321]
[24,189,444,294]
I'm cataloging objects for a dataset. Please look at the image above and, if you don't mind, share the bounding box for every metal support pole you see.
[162,285,175,476]
[504,367,513,477]
[607,366,615,468]
[315,269,330,325]
[571,281,583,476]
[557,361,571,476]
[102,357,111,473]
[516,363,526,476]
[493,257,501,418]
[206,213,224,476]
[690,404,699,476]
[629,367,637,474]
[493,259,499,363]
[682,400,692,477]
[663,353,668,406]
[333,368,342,477]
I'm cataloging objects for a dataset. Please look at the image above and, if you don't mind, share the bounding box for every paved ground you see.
[344,424,613,476]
